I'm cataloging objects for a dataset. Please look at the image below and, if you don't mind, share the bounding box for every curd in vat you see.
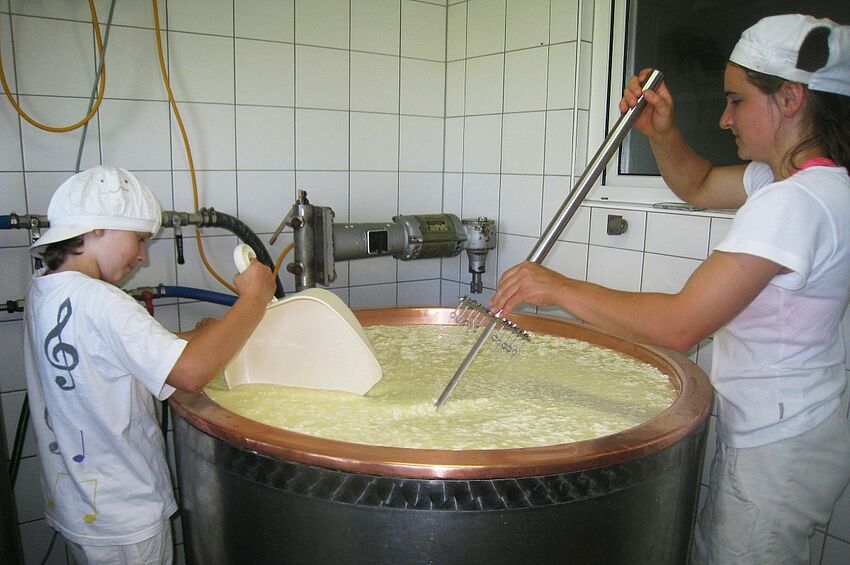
[205,325,675,450]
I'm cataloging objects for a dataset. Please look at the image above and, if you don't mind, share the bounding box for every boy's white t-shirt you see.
[712,162,850,448]
[23,270,187,546]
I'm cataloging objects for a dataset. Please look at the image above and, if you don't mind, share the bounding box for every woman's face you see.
[719,64,782,163]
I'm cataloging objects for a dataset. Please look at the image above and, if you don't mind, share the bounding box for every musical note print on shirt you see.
[50,472,98,524]
[43,407,61,455]
[73,430,86,463]
[43,298,79,390]
[43,408,86,463]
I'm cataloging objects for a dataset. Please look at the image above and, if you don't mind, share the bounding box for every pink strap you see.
[798,157,837,170]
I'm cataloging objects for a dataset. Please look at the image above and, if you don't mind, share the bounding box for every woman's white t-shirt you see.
[712,161,850,447]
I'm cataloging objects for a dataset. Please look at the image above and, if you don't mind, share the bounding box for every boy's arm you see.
[166,261,275,391]
[176,317,215,340]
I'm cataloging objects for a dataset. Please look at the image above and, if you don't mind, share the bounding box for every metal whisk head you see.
[450,296,530,355]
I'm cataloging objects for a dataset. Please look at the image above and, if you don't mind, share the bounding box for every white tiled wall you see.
[2,1,850,564]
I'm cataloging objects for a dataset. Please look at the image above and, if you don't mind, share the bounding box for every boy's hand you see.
[169,260,276,391]
[176,317,218,340]
[195,317,216,330]
[233,260,276,305]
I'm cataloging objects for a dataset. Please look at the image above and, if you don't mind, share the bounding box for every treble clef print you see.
[43,298,79,391]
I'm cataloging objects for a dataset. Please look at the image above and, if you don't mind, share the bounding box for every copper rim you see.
[170,307,713,479]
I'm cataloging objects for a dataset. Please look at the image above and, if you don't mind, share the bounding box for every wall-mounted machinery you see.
[4,192,497,297]
[272,191,496,294]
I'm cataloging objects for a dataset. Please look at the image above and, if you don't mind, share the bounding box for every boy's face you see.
[90,229,152,284]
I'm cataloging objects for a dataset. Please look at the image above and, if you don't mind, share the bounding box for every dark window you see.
[619,0,850,176]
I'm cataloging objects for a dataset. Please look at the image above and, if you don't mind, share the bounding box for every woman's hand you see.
[490,262,571,315]
[618,68,675,140]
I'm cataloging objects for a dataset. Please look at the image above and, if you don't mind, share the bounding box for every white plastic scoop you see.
[224,244,382,395]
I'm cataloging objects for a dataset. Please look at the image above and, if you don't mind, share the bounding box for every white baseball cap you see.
[729,14,850,96]
[31,166,162,257]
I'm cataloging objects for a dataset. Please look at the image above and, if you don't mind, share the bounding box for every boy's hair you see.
[41,237,84,271]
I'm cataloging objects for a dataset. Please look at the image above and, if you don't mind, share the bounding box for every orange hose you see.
[151,0,236,294]
[0,0,106,132]
[273,243,294,277]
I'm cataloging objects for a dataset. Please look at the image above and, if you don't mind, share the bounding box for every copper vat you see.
[170,307,712,564]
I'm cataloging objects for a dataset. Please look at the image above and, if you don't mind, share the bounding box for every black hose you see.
[39,530,57,565]
[207,209,285,298]
[8,394,28,487]
[161,399,169,450]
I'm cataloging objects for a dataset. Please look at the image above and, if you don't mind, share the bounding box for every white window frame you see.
[586,0,684,205]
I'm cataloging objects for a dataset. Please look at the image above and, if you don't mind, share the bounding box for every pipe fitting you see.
[161,208,284,298]
[0,213,48,231]
[140,290,155,315]
[2,299,24,314]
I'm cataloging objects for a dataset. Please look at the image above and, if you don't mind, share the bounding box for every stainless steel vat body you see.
[170,308,712,565]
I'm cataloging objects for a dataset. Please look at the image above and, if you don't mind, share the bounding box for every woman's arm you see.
[490,251,782,352]
[621,69,748,210]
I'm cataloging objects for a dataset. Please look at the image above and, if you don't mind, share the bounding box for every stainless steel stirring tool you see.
[435,69,665,410]
[450,296,530,355]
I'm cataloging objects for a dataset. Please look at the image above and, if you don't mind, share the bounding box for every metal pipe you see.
[435,69,664,410]
[0,214,48,230]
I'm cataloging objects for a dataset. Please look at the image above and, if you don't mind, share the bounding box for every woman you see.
[490,14,850,565]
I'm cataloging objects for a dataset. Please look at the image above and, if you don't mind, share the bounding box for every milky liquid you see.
[204,325,676,450]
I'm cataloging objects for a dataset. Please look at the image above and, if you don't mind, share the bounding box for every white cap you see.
[31,166,162,256]
[729,14,850,96]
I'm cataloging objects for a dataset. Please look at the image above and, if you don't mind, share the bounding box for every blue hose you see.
[0,215,12,229]
[159,285,236,306]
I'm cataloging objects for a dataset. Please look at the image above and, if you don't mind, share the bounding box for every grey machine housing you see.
[277,191,496,294]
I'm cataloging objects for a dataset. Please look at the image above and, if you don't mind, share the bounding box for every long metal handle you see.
[434,69,664,411]
[434,318,498,409]
[527,68,663,263]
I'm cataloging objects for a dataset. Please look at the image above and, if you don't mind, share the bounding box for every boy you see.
[24,165,275,564]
